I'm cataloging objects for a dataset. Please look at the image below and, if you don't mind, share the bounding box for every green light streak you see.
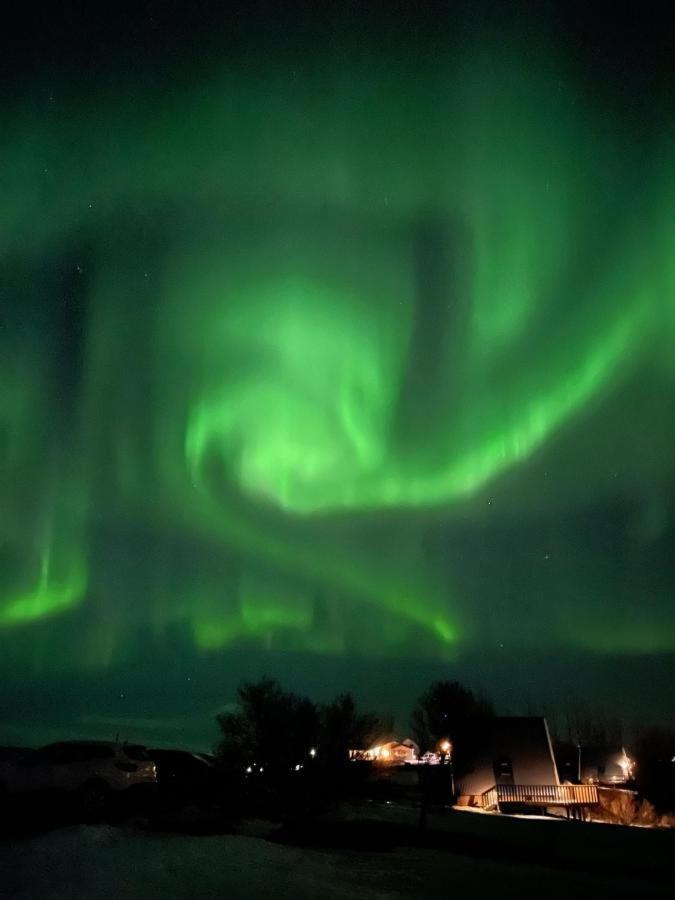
[179,255,653,515]
[0,541,86,628]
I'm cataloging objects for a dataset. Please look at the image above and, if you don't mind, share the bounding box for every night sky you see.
[1,2,673,750]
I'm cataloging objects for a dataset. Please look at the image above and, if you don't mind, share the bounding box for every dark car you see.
[0,741,156,818]
[0,747,35,799]
[147,749,221,807]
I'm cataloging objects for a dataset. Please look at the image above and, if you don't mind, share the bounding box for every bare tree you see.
[411,680,494,777]
[216,677,319,777]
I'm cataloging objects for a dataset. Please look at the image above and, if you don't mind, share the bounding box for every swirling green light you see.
[0,35,672,664]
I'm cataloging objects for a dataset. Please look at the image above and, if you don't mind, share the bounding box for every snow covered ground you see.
[0,822,672,898]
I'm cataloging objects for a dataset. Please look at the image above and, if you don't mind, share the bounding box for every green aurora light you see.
[1,33,674,675]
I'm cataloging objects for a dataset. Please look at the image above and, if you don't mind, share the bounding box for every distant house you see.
[457,716,559,799]
[457,717,599,815]
[349,738,419,764]
[555,743,635,785]
[581,747,634,785]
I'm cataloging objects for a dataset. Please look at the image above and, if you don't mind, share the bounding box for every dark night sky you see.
[1,1,673,750]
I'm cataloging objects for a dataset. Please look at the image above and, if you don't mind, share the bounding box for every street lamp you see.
[448,742,455,798]
[438,739,454,798]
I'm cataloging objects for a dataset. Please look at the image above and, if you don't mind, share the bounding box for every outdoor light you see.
[617,752,634,780]
[439,740,451,754]
[309,748,317,758]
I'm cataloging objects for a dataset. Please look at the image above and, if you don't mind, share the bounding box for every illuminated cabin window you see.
[493,757,514,785]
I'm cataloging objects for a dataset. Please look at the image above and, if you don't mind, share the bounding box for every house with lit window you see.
[456,717,598,814]
[349,738,419,764]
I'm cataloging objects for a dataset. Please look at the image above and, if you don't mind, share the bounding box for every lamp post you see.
[448,742,455,798]
[439,739,454,798]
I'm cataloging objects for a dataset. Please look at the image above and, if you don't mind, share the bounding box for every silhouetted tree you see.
[216,677,319,779]
[561,701,623,747]
[411,680,494,778]
[634,726,675,811]
[216,679,390,820]
[319,692,381,768]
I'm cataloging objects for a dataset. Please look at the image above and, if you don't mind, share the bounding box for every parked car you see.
[0,746,36,795]
[0,747,34,764]
[0,741,157,816]
[147,748,220,807]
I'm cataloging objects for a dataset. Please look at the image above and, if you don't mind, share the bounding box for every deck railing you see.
[481,787,498,810]
[481,783,598,809]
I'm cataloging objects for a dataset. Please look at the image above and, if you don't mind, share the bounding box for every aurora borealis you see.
[1,3,673,745]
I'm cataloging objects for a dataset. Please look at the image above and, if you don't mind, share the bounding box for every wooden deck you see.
[481,783,598,810]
